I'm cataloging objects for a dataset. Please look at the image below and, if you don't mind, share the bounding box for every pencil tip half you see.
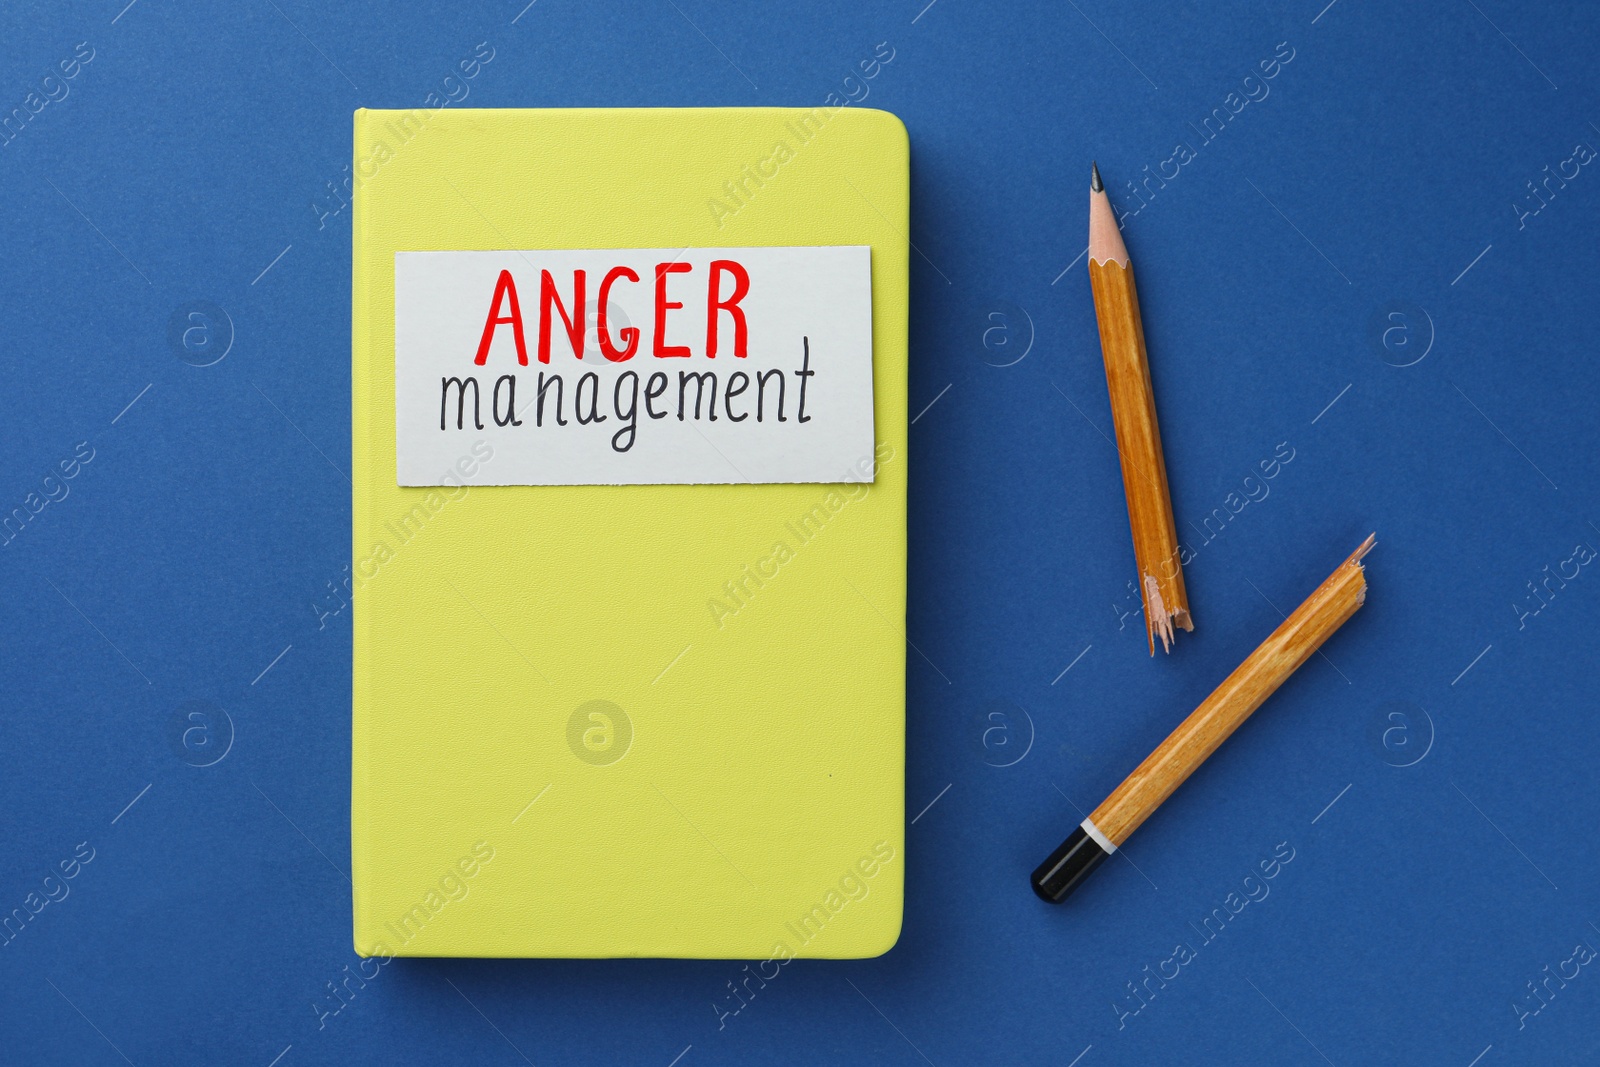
[1090,161,1103,193]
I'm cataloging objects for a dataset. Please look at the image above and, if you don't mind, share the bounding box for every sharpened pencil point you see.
[1090,161,1103,193]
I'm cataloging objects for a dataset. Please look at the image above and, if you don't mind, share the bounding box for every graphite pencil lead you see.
[1090,160,1103,193]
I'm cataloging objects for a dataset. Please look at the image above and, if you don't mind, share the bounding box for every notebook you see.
[351,107,908,958]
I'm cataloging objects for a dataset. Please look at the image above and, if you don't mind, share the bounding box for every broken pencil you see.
[1031,535,1375,904]
[1088,162,1192,654]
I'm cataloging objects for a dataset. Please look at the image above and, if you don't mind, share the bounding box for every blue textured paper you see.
[2,1,1596,1064]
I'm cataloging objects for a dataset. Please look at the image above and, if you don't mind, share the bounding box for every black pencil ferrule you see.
[1031,825,1110,904]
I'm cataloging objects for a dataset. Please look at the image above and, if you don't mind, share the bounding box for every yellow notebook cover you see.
[351,107,908,958]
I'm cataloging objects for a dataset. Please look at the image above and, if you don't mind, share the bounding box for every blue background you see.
[3,0,1597,1064]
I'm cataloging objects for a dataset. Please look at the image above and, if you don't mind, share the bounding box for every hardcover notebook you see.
[351,107,909,958]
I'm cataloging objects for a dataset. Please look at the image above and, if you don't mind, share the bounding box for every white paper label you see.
[394,247,875,486]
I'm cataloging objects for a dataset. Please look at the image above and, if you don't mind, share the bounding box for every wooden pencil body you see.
[1089,537,1372,845]
[1088,259,1191,654]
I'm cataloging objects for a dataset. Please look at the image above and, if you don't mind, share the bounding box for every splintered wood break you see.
[1143,573,1189,654]
[1089,171,1192,655]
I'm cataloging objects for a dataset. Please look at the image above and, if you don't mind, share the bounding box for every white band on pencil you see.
[1080,817,1117,854]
